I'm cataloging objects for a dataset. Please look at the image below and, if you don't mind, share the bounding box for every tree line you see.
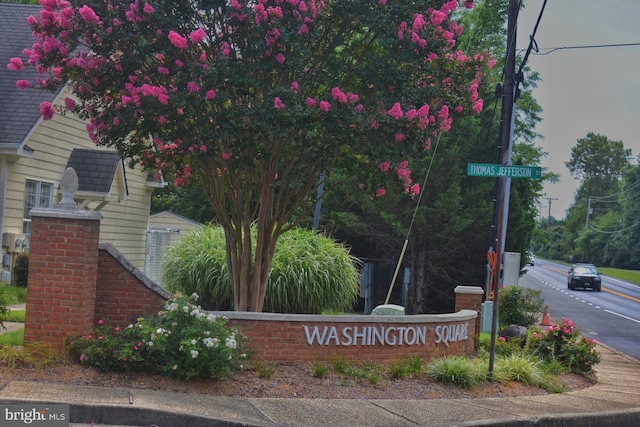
[535,132,640,269]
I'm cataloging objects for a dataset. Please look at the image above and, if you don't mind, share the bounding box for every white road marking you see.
[604,310,640,324]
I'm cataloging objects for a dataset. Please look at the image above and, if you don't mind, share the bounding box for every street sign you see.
[466,163,542,179]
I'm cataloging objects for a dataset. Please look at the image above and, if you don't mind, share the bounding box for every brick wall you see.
[24,208,170,353]
[94,244,170,328]
[24,213,101,352]
[455,285,485,336]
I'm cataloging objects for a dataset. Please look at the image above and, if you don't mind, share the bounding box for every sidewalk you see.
[0,343,639,427]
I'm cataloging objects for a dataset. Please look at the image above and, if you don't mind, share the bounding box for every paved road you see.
[520,258,640,360]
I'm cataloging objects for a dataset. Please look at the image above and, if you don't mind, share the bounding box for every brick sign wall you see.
[23,187,484,364]
[221,307,479,364]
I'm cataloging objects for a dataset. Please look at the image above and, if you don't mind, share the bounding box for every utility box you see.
[2,232,26,252]
[502,252,521,286]
[481,301,495,333]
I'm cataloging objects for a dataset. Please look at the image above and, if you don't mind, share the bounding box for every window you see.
[23,180,54,235]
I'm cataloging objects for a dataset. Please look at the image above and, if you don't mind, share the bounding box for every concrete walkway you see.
[0,343,638,427]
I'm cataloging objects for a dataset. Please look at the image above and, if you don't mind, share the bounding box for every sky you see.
[514,0,640,219]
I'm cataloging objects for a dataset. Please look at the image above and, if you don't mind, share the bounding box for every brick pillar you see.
[24,168,102,354]
[454,285,484,336]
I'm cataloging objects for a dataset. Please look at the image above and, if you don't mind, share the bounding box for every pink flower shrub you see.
[40,101,54,120]
[190,28,206,44]
[78,6,101,24]
[274,97,285,110]
[7,57,24,71]
[387,102,403,120]
[168,31,188,49]
[64,97,76,110]
[331,87,348,104]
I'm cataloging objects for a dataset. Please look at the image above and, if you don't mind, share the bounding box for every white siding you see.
[149,211,202,234]
[2,90,155,272]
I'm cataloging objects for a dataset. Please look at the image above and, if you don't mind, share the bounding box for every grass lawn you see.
[0,284,27,306]
[597,267,640,285]
[0,310,25,323]
[0,328,24,346]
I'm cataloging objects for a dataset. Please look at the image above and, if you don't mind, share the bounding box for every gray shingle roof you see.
[0,4,59,147]
[66,149,123,194]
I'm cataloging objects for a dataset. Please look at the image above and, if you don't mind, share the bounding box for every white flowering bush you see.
[71,293,246,379]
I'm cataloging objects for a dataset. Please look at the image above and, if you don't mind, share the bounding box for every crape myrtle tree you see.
[321,0,546,313]
[10,0,493,311]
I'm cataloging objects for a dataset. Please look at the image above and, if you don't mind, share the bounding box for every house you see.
[146,211,203,287]
[0,4,165,282]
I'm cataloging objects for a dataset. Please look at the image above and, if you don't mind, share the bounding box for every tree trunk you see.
[408,241,427,315]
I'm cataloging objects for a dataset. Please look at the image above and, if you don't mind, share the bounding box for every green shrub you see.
[495,335,526,357]
[253,361,276,379]
[12,254,29,288]
[312,363,329,378]
[527,318,600,375]
[163,225,361,314]
[70,293,247,380]
[498,285,544,328]
[389,357,422,378]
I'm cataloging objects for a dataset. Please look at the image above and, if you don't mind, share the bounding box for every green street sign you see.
[467,163,542,179]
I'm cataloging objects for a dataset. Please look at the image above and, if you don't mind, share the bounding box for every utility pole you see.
[546,197,558,229]
[537,203,546,222]
[487,0,519,382]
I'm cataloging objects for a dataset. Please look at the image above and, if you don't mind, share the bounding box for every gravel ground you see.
[0,359,596,400]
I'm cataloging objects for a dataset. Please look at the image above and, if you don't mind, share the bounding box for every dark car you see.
[568,263,602,291]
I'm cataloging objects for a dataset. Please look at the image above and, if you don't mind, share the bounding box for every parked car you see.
[528,254,535,266]
[567,263,602,291]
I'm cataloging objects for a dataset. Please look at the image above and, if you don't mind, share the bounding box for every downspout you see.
[0,158,8,282]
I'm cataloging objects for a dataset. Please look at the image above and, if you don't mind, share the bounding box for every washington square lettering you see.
[303,324,468,347]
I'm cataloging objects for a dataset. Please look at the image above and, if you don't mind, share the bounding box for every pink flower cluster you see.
[8,0,489,197]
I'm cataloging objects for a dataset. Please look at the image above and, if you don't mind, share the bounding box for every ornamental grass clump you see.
[164,225,360,314]
[493,354,546,387]
[425,356,485,388]
[71,293,246,380]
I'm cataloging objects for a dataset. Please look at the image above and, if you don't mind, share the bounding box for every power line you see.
[519,42,640,56]
[590,179,640,200]
[587,222,640,235]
